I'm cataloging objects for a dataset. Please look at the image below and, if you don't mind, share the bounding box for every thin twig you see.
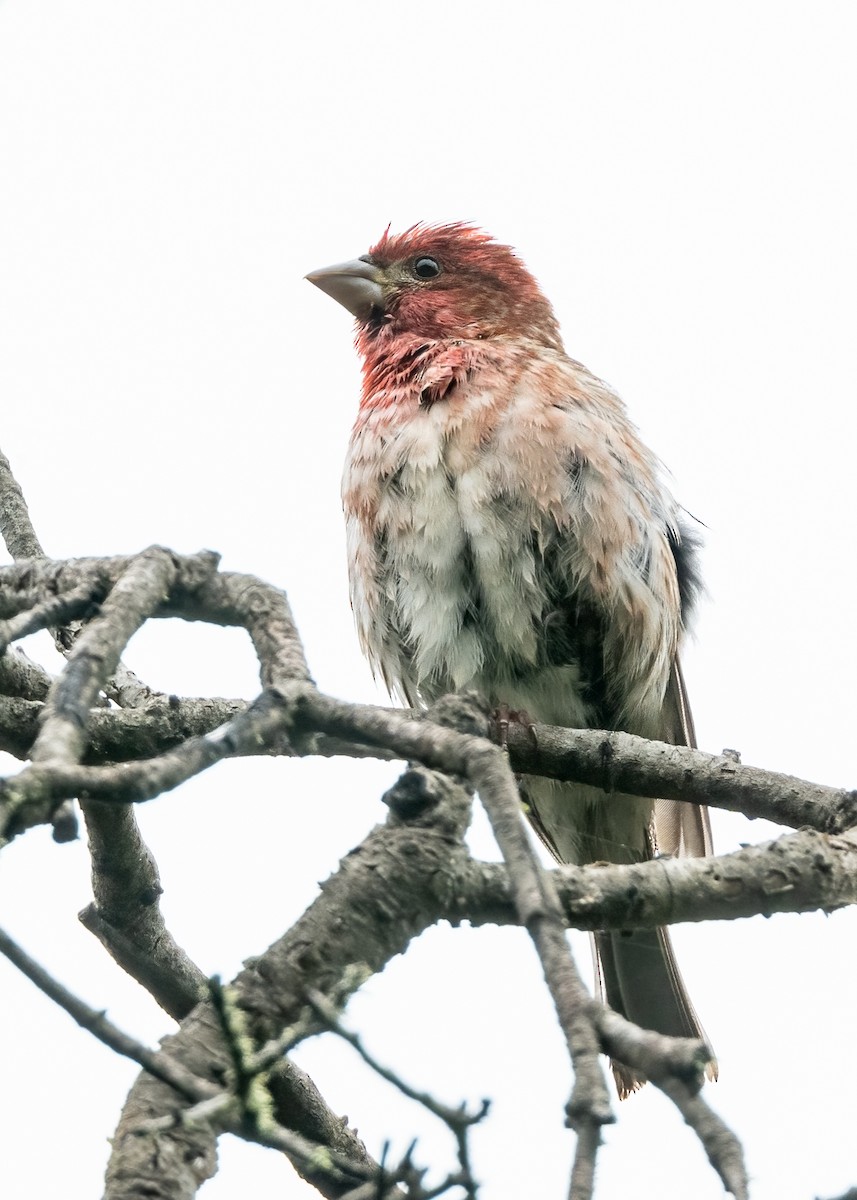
[306,988,487,1198]
[657,1077,748,1199]
[0,925,214,1102]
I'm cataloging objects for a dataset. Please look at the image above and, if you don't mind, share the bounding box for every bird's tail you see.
[522,660,716,1094]
[593,925,717,1097]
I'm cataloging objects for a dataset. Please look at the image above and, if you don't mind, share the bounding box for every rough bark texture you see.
[1,469,851,1200]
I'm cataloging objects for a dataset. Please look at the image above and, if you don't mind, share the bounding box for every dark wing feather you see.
[651,658,714,859]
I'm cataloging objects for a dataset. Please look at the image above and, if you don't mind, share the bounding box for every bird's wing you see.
[594,654,718,1094]
[650,656,714,858]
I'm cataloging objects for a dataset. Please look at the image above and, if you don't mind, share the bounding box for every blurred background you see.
[1,4,855,1197]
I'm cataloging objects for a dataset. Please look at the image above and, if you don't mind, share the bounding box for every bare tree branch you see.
[103,763,475,1198]
[0,447,44,558]
[447,827,857,931]
[78,800,209,1017]
[306,987,488,1200]
[502,720,857,835]
[0,463,408,1198]
[0,925,213,1101]
[1,452,852,1200]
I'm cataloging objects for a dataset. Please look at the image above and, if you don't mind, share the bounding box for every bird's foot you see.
[492,703,538,750]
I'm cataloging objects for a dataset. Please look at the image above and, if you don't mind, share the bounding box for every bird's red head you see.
[308,223,562,351]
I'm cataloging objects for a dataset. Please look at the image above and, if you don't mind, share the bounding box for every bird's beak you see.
[305,257,385,320]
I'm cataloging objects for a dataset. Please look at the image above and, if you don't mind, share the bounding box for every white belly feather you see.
[343,371,681,741]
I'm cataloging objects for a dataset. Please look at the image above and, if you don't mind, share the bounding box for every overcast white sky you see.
[1,3,856,1199]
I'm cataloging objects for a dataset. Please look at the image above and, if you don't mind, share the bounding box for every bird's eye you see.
[413,257,441,280]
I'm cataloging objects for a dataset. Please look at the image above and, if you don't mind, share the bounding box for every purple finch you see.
[307,224,714,1094]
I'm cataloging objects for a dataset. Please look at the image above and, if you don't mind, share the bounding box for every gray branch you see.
[0,512,851,1200]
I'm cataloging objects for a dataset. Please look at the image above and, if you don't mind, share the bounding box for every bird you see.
[306,223,714,1095]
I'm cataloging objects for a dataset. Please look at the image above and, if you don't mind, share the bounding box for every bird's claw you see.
[492,703,538,750]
